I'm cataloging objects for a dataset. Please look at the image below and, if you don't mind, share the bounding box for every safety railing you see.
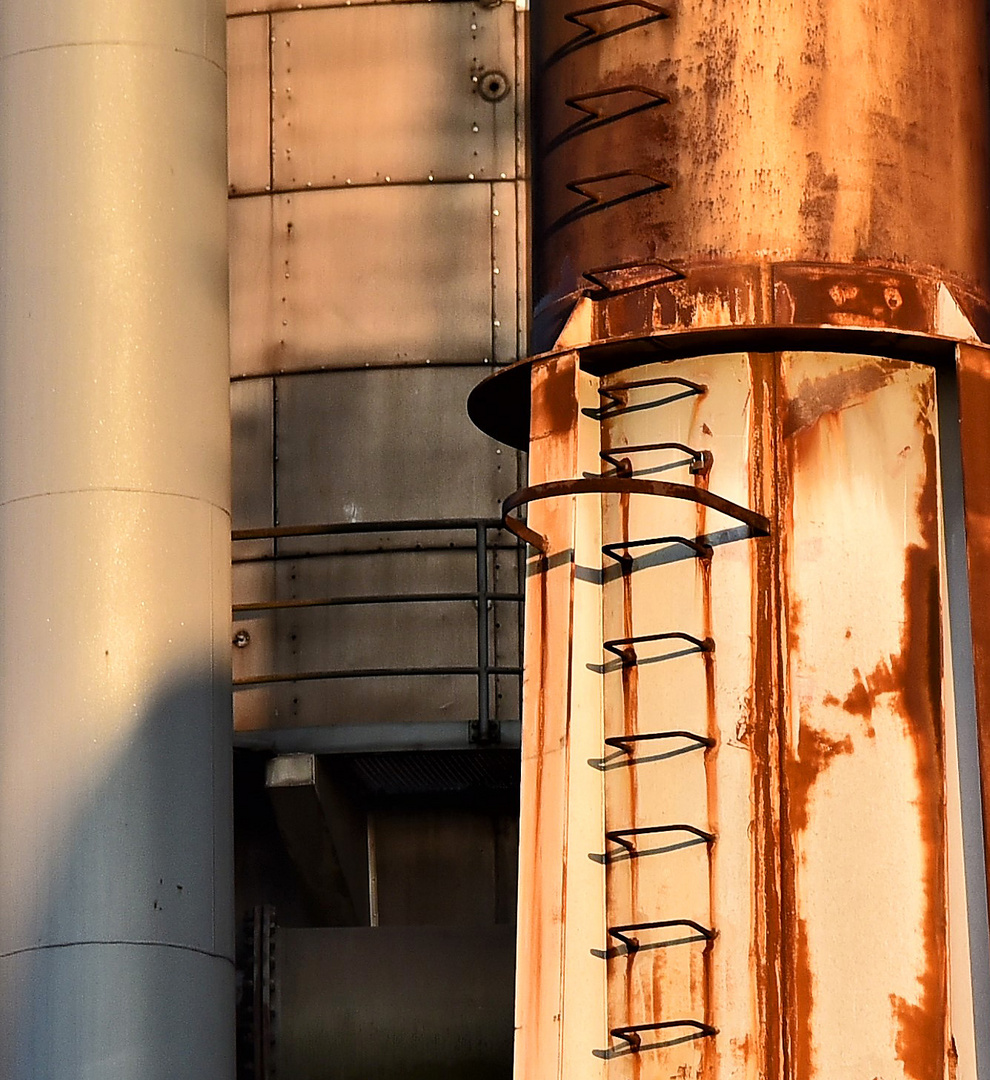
[232,519,523,745]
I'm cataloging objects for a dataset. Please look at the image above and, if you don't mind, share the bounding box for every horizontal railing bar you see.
[233,592,524,613]
[234,665,523,688]
[233,518,506,542]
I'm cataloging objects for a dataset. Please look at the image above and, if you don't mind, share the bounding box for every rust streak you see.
[749,353,784,1080]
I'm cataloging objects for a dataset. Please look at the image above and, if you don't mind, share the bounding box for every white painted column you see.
[0,2,233,1076]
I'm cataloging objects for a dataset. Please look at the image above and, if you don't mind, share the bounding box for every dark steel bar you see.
[609,1020,717,1052]
[600,442,713,477]
[605,823,716,854]
[476,523,492,744]
[582,260,682,299]
[602,630,714,665]
[233,518,505,542]
[563,0,670,37]
[601,534,713,565]
[233,592,523,614]
[233,665,524,689]
[604,730,715,752]
[607,919,716,952]
[502,476,771,553]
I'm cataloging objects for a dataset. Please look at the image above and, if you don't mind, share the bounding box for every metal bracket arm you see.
[501,476,770,553]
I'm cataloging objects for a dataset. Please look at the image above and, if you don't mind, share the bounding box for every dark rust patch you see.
[773,264,934,335]
[799,153,839,254]
[531,357,579,440]
[782,360,895,438]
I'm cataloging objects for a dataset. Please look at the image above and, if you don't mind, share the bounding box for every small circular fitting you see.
[478,70,510,103]
[233,629,251,649]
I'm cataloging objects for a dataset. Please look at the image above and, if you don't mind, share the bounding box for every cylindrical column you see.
[530,0,990,350]
[0,2,233,1076]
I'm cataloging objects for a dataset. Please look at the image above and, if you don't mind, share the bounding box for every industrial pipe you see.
[0,1,233,1075]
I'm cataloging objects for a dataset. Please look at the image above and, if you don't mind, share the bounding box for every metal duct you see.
[0,0,234,1075]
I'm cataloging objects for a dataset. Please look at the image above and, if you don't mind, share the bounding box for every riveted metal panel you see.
[271,3,516,190]
[273,367,513,523]
[228,194,280,377]
[231,377,274,532]
[226,14,270,195]
[228,185,496,373]
[493,179,520,365]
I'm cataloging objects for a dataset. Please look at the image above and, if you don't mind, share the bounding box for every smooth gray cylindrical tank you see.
[0,1,234,1075]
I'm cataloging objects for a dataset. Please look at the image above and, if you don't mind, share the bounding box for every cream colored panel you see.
[229,185,494,374]
[779,354,950,1080]
[227,14,270,194]
[0,48,229,508]
[271,2,516,189]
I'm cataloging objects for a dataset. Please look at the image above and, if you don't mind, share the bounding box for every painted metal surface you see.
[271,2,516,191]
[227,13,271,195]
[528,0,990,350]
[0,0,234,1074]
[510,350,981,1080]
[229,184,503,374]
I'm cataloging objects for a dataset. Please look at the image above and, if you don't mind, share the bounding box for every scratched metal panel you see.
[226,13,270,195]
[273,367,514,523]
[598,354,762,1077]
[779,353,952,1080]
[228,185,496,374]
[271,3,516,190]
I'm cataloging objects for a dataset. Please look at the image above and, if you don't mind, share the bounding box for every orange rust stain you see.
[748,353,784,1080]
[782,361,896,438]
[785,725,853,833]
[791,914,816,1080]
[531,357,579,440]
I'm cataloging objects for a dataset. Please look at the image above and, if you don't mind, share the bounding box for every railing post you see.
[475,523,493,744]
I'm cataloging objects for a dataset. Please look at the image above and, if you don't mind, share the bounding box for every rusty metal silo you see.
[470,3,990,1079]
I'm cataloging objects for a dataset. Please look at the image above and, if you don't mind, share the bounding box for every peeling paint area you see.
[780,352,948,1080]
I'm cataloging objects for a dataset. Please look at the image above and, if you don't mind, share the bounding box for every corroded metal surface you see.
[511,350,979,1080]
[530,0,990,350]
